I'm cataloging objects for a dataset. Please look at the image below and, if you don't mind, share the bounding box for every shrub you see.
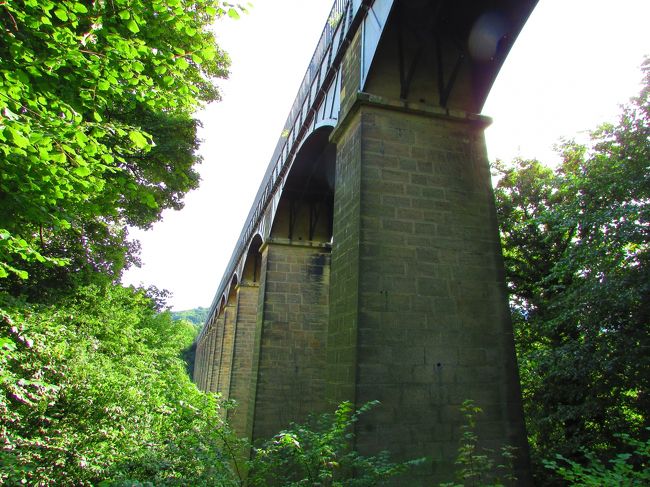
[543,430,650,486]
[441,400,517,487]
[247,400,423,486]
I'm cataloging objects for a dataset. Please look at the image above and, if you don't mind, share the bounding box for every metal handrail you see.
[202,0,363,336]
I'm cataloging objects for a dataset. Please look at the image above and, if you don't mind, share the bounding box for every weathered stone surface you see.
[228,283,260,438]
[250,241,331,441]
[208,313,225,393]
[217,304,237,398]
[328,97,529,484]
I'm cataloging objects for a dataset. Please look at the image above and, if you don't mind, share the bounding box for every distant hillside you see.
[171,307,208,328]
[172,307,207,379]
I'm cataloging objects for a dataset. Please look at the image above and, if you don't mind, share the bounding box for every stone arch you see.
[242,234,263,284]
[270,126,336,243]
[227,274,239,304]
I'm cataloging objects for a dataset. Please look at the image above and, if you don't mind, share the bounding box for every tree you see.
[0,285,243,485]
[0,0,243,296]
[0,2,261,485]
[494,59,650,481]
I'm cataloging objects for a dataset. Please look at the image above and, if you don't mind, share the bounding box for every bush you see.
[0,285,240,485]
[247,401,423,486]
[543,430,650,486]
[441,400,517,487]
[1,288,419,486]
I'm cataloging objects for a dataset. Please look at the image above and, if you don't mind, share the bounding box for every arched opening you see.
[251,129,334,440]
[227,274,239,304]
[270,126,335,242]
[242,235,263,283]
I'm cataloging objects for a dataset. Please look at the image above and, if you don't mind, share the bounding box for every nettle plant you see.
[441,400,518,487]
[245,401,424,487]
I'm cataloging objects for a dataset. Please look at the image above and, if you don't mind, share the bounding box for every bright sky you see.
[122,0,650,311]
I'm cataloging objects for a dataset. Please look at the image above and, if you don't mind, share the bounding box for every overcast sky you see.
[122,0,650,311]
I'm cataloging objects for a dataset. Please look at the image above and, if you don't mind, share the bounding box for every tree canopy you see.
[0,2,249,484]
[494,59,649,481]
[172,306,209,328]
[0,0,241,296]
[0,286,240,484]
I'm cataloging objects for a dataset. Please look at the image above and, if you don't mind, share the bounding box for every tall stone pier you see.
[328,101,529,483]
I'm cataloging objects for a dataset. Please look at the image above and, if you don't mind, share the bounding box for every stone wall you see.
[217,304,237,397]
[250,240,331,441]
[329,96,530,484]
[228,283,260,438]
[208,313,225,393]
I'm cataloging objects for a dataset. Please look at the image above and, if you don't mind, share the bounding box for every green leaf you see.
[75,132,88,145]
[8,128,30,148]
[54,8,68,21]
[142,192,158,209]
[17,269,28,279]
[74,166,91,177]
[200,47,216,61]
[51,152,67,163]
[128,130,149,149]
[176,57,189,70]
[119,10,131,20]
[0,337,17,350]
[127,20,140,33]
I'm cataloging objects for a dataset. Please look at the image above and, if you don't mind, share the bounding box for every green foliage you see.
[0,1,259,485]
[544,430,650,486]
[171,306,209,328]
[440,400,517,487]
[0,285,240,485]
[0,0,246,295]
[494,59,650,481]
[171,307,208,377]
[246,400,423,486]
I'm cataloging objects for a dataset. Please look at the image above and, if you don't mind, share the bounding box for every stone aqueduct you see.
[194,0,537,483]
